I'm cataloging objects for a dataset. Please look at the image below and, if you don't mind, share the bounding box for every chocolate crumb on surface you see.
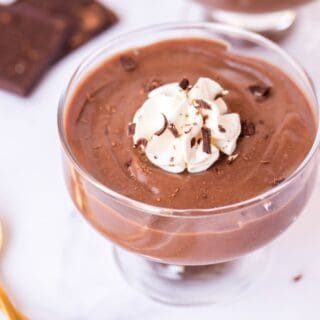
[168,123,180,138]
[202,127,211,154]
[179,78,189,90]
[120,55,137,72]
[195,99,212,110]
[127,123,136,136]
[241,120,256,137]
[154,114,168,136]
[293,274,303,283]
[248,84,272,100]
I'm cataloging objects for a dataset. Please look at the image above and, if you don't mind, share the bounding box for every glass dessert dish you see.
[187,0,316,33]
[58,23,320,305]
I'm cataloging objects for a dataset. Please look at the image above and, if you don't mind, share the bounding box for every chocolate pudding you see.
[62,37,317,265]
[195,0,314,13]
[65,39,316,209]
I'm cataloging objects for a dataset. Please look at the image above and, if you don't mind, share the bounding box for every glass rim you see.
[57,22,320,217]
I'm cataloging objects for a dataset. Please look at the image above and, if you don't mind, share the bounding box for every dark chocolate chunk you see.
[191,137,196,148]
[154,114,168,136]
[201,127,211,154]
[195,99,212,110]
[0,5,70,96]
[179,78,189,90]
[248,84,272,100]
[218,125,226,133]
[128,123,136,136]
[14,0,118,54]
[135,138,148,149]
[241,120,256,137]
[120,55,137,72]
[168,124,180,138]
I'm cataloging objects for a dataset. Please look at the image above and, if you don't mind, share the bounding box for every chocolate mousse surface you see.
[196,0,314,13]
[65,38,316,209]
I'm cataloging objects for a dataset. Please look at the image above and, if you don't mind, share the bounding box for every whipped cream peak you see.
[130,77,241,173]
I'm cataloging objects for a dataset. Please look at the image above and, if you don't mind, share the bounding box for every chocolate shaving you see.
[191,137,196,148]
[120,55,137,72]
[201,127,211,154]
[203,115,209,123]
[154,114,168,136]
[218,124,226,133]
[135,138,148,148]
[195,99,211,110]
[184,128,192,134]
[215,92,224,100]
[241,120,256,137]
[127,123,136,136]
[197,138,202,145]
[248,84,272,100]
[168,123,180,138]
[179,78,189,90]
[273,177,286,186]
[124,159,132,169]
[145,79,162,92]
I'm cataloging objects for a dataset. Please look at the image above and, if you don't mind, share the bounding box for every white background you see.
[0,0,320,319]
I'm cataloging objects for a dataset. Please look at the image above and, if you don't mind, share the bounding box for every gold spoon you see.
[0,221,29,320]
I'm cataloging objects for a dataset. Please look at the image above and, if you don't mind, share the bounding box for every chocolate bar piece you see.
[14,0,118,53]
[0,5,70,96]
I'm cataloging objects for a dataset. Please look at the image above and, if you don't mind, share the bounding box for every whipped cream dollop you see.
[130,77,241,173]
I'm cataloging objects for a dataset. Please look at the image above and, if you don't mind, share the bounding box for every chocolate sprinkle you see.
[248,84,272,100]
[191,137,196,148]
[195,99,212,110]
[128,123,136,136]
[135,138,148,148]
[241,120,256,137]
[201,127,211,154]
[168,123,180,138]
[179,78,189,90]
[154,114,168,136]
[218,124,226,133]
[120,55,137,72]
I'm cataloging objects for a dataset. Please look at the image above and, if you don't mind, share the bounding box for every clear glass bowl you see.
[187,0,316,33]
[58,23,320,305]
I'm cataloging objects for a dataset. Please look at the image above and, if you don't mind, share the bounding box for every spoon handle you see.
[0,285,28,320]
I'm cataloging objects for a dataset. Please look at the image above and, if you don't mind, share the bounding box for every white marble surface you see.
[0,0,320,319]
